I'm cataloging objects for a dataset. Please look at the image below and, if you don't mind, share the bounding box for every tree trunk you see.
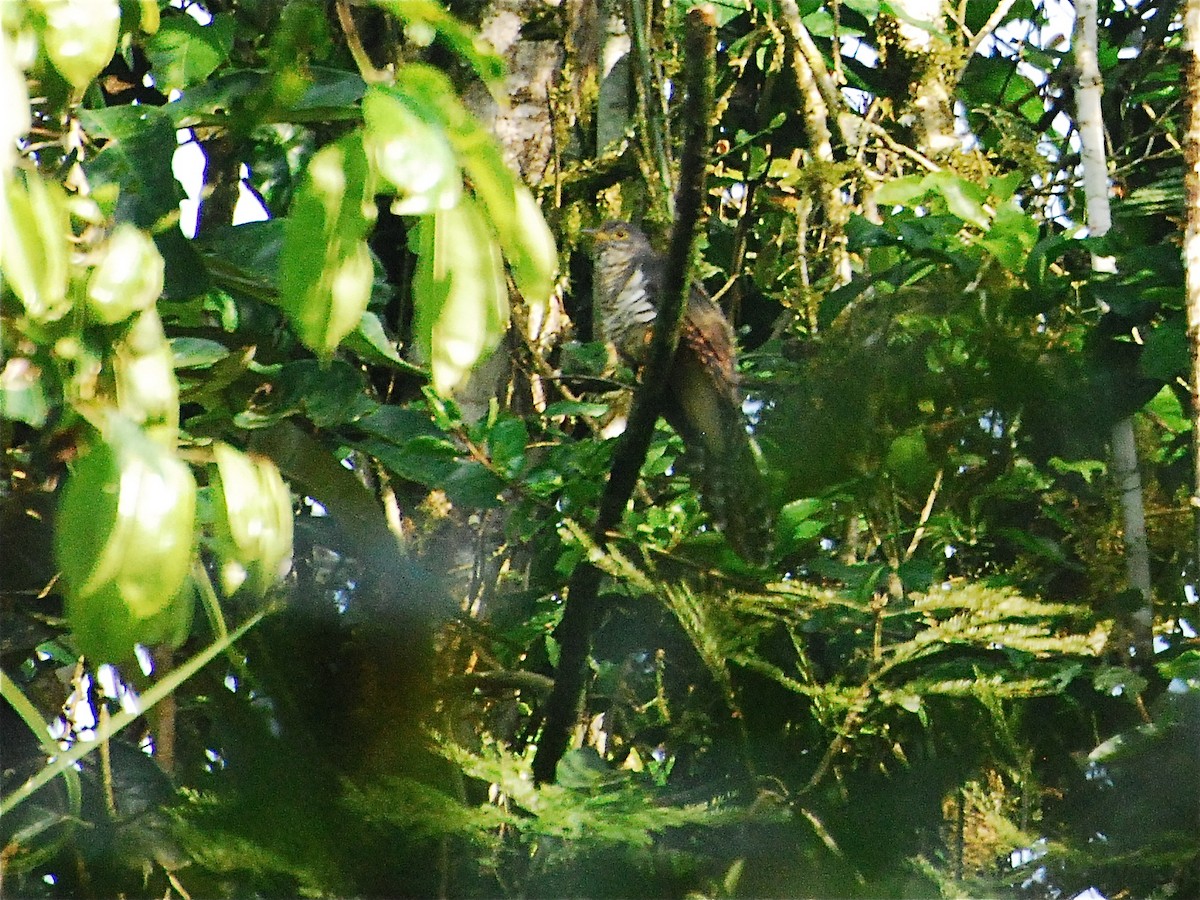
[1183,0,1200,578]
[1074,0,1154,663]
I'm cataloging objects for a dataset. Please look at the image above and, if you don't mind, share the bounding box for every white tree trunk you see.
[1183,0,1200,569]
[1074,0,1153,660]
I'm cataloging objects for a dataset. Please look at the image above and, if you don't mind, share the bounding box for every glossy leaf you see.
[33,0,121,90]
[0,169,72,322]
[412,197,508,395]
[144,13,234,91]
[81,106,183,229]
[56,417,197,664]
[279,131,377,360]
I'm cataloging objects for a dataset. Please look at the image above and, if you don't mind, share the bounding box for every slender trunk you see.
[1183,0,1200,578]
[1074,0,1154,661]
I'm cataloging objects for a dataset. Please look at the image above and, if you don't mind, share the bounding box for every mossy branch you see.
[532,5,716,785]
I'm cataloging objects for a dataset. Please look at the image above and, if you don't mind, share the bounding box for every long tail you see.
[666,351,772,560]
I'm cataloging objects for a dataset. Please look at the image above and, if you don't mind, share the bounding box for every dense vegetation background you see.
[1,0,1198,897]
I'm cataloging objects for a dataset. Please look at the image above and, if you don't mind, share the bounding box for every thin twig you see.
[336,0,388,84]
[904,468,944,562]
[957,0,1020,86]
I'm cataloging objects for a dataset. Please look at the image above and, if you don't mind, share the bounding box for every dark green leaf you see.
[82,107,183,229]
[170,337,230,369]
[1138,321,1188,382]
[488,417,528,478]
[144,14,235,91]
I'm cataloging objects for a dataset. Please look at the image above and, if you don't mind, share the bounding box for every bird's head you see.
[587,220,652,261]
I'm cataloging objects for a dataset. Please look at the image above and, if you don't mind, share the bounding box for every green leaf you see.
[1093,665,1149,697]
[388,66,557,307]
[201,219,286,276]
[342,311,426,375]
[170,338,231,370]
[442,460,505,508]
[1138,320,1188,382]
[56,415,197,664]
[543,400,611,418]
[411,197,508,395]
[279,131,378,360]
[0,169,72,322]
[1144,385,1188,433]
[981,201,1039,271]
[778,498,827,548]
[873,174,927,206]
[82,106,183,229]
[843,0,880,18]
[370,0,505,92]
[924,171,991,229]
[355,405,444,445]
[1158,650,1200,684]
[298,360,377,427]
[363,85,461,215]
[357,434,459,487]
[144,13,235,91]
[488,417,528,478]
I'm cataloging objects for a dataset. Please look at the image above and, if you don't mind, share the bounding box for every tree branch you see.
[532,5,716,785]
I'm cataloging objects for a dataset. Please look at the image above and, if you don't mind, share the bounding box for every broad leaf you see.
[279,131,378,360]
[411,197,508,395]
[144,13,235,91]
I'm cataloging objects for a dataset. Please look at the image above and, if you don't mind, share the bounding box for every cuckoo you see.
[590,220,766,553]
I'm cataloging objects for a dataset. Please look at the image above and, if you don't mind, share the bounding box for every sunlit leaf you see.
[144,13,234,91]
[412,197,508,395]
[279,131,378,360]
[56,415,197,664]
[873,174,927,206]
[925,171,991,229]
[363,85,461,215]
[0,169,72,322]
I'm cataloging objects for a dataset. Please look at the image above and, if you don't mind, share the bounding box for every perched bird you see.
[590,220,768,555]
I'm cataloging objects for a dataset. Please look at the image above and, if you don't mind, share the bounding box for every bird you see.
[589,219,768,556]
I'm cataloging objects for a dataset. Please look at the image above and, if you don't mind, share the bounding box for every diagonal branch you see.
[532,5,716,785]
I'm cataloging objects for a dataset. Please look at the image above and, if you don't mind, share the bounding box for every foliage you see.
[1,0,1196,898]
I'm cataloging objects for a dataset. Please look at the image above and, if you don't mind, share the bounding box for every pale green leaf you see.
[412,198,508,395]
[279,132,378,359]
[925,171,991,229]
[363,85,461,215]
